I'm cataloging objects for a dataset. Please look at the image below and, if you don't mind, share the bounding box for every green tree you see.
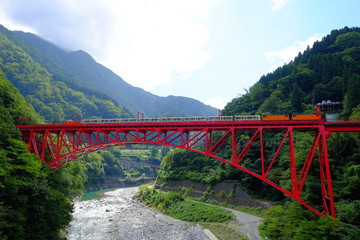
[335,31,360,50]
[259,202,341,240]
[290,84,303,113]
[101,151,122,175]
[151,147,158,158]
[344,74,360,116]
[0,70,85,239]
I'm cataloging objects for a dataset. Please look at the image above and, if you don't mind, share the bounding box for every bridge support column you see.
[319,127,336,217]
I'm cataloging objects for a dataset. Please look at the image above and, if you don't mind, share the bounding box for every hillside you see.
[157,27,360,239]
[0,68,87,239]
[0,26,131,121]
[0,25,217,117]
[223,26,360,117]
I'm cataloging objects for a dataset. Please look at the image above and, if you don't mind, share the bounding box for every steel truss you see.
[18,121,337,217]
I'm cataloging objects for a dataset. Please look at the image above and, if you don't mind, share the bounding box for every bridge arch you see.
[18,121,337,217]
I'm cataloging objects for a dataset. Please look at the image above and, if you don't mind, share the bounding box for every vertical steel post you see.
[318,126,336,217]
[288,127,299,198]
[232,128,238,163]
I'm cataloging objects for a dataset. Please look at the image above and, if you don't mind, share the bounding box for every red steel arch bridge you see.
[16,118,360,218]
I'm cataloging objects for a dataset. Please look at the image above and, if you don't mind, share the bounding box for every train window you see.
[208,116,220,121]
[184,117,195,121]
[235,115,261,121]
[168,117,183,122]
[220,116,233,121]
[184,117,207,121]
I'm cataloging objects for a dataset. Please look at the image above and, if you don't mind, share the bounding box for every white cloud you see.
[271,0,289,11]
[0,0,216,90]
[0,4,37,33]
[205,97,226,110]
[265,34,323,70]
[99,0,213,89]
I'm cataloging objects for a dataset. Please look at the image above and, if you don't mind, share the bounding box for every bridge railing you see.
[325,118,360,123]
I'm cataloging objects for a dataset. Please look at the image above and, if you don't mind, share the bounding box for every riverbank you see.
[137,184,263,240]
[66,187,211,239]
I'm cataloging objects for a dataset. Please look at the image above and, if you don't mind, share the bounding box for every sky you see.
[0,0,360,109]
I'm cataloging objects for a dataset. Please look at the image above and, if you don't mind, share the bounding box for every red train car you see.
[291,114,322,120]
[262,115,290,121]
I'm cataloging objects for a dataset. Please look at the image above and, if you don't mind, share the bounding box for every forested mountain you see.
[158,27,360,239]
[223,26,360,117]
[0,25,217,118]
[0,25,130,121]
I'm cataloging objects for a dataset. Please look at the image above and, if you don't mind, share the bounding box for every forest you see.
[0,69,88,239]
[0,26,360,239]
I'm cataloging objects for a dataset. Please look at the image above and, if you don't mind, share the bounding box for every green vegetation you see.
[259,203,342,240]
[0,70,86,239]
[195,199,264,217]
[166,200,234,223]
[80,146,164,188]
[201,223,248,240]
[158,148,228,184]
[137,185,234,223]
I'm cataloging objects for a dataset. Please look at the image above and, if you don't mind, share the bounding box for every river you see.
[66,187,211,240]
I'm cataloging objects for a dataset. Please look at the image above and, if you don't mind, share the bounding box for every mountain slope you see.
[0,67,85,239]
[0,26,130,121]
[223,26,360,117]
[8,28,217,117]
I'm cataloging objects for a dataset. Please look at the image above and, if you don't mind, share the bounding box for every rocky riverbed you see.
[66,187,211,240]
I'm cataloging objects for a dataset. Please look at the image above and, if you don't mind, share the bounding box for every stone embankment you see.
[156,179,272,210]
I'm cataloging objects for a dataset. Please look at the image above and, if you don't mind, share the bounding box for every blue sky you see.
[1,0,360,109]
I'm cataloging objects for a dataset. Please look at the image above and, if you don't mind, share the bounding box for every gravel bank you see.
[67,187,210,240]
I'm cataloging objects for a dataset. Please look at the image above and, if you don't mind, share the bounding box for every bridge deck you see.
[17,120,323,129]
[324,121,360,132]
[17,120,360,132]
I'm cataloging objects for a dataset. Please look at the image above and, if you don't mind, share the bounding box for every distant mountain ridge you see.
[0,25,132,121]
[6,27,217,117]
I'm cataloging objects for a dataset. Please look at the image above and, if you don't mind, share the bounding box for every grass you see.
[165,200,234,223]
[191,197,264,217]
[138,185,235,223]
[200,222,249,240]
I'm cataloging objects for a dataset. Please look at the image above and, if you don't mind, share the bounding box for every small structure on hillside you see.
[316,100,343,121]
